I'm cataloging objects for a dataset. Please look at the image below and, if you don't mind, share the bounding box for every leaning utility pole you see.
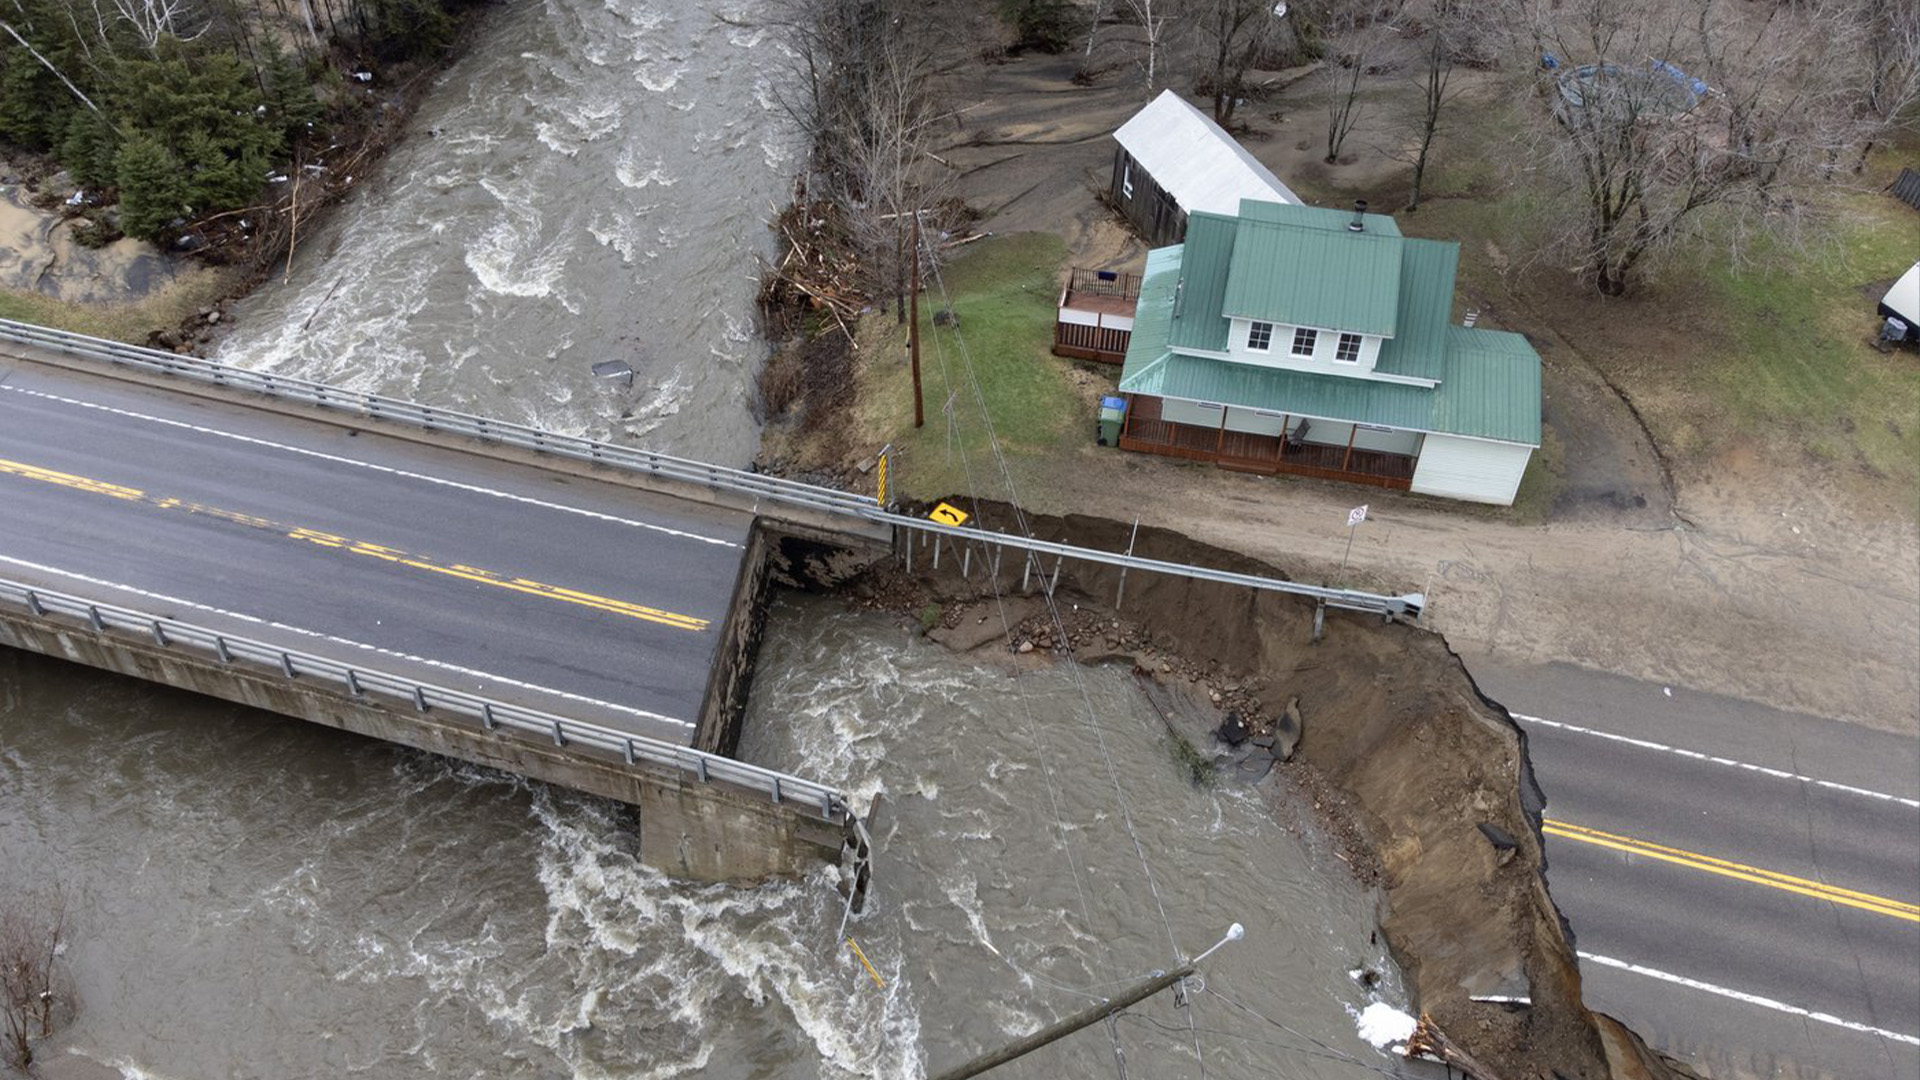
[909,213,924,429]
[927,923,1244,1080]
[927,964,1194,1080]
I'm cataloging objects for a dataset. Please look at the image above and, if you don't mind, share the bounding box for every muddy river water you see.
[2,1,1416,1075]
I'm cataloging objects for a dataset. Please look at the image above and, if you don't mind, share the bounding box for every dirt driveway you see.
[922,50,1917,735]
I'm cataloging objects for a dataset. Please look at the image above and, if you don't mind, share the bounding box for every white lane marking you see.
[1515,713,1920,811]
[0,553,695,730]
[0,382,739,549]
[1580,952,1920,1047]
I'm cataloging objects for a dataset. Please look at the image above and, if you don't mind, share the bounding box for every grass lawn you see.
[850,231,1101,503]
[1344,82,1920,514]
[0,269,235,345]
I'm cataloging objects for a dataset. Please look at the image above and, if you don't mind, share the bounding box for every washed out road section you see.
[0,357,752,741]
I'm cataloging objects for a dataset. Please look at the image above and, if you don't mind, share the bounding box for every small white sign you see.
[1347,505,1369,528]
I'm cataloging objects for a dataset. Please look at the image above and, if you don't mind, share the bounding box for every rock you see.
[1017,640,1034,654]
[1216,711,1248,746]
[1477,822,1518,867]
[1273,695,1303,761]
[205,310,220,324]
[1208,688,1222,703]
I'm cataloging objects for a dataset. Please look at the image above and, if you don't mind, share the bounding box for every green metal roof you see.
[1222,219,1403,336]
[1121,244,1185,375]
[1121,319,1542,446]
[1431,326,1542,444]
[1372,239,1459,381]
[1118,199,1539,445]
[1164,212,1236,353]
[1237,198,1401,237]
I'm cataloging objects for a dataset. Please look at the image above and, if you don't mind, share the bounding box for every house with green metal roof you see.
[1114,198,1542,505]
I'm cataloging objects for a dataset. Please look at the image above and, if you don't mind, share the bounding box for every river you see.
[3,0,1413,1075]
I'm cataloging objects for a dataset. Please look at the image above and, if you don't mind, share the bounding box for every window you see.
[1335,333,1363,364]
[1247,321,1273,352]
[1290,327,1318,357]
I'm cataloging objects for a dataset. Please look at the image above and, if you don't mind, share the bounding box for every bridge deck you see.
[0,353,752,747]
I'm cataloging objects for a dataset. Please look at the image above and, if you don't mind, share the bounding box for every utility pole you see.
[927,923,1244,1080]
[926,964,1194,1080]
[909,213,924,429]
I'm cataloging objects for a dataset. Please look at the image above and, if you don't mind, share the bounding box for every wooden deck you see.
[1054,268,1140,365]
[1118,395,1416,490]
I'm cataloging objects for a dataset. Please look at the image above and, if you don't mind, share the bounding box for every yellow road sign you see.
[928,502,969,527]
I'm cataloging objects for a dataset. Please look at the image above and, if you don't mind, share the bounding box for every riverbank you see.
[0,2,500,355]
[827,501,1698,1080]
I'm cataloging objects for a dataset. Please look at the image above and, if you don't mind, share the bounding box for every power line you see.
[915,226,1205,1076]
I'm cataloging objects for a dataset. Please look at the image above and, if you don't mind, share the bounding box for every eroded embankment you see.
[814,500,1699,1080]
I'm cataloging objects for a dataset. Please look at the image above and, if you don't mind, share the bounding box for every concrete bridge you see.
[0,318,1422,897]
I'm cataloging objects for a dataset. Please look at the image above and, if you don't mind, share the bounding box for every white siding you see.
[1226,317,1383,376]
[1162,399,1225,427]
[1353,425,1421,455]
[1410,435,1534,505]
[1223,407,1287,436]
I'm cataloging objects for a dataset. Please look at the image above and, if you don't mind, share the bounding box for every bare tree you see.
[1315,0,1405,164]
[1183,0,1289,125]
[1118,0,1173,89]
[1504,0,1839,294]
[109,0,212,52]
[1830,0,1920,172]
[1381,17,1464,209]
[1,889,75,1071]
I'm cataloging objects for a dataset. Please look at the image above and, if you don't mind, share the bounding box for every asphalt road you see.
[0,356,754,743]
[1465,655,1920,1080]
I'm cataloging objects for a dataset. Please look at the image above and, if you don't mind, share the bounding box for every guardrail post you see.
[904,529,913,572]
[961,543,972,579]
[413,686,429,712]
[25,591,43,617]
[150,620,167,646]
[480,702,496,730]
[280,652,297,678]
[551,720,566,747]
[1021,553,1032,593]
[623,739,636,765]
[215,636,231,663]
[1048,555,1064,596]
[1312,600,1325,643]
[87,605,104,632]
[932,534,941,570]
[345,669,362,696]
[771,777,783,804]
[696,757,709,783]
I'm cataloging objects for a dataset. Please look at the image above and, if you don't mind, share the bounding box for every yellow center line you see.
[0,456,709,633]
[1543,819,1919,923]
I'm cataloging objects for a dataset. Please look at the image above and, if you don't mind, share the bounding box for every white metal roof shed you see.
[1880,262,1919,325]
[1112,89,1300,216]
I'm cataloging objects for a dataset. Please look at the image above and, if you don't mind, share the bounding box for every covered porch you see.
[1117,395,1417,490]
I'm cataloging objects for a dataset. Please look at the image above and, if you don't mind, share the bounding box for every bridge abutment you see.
[0,608,854,886]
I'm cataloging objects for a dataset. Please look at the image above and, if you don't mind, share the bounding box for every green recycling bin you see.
[1097,396,1127,446]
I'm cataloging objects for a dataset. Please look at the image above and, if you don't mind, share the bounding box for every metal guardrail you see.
[0,318,1422,620]
[0,576,851,825]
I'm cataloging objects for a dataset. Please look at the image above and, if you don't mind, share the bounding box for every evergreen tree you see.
[261,40,325,146]
[58,111,119,190]
[114,133,188,242]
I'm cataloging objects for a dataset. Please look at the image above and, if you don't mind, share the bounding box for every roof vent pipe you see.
[1348,200,1368,233]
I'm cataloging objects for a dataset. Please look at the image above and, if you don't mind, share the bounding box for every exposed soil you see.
[824,501,1701,1080]
[776,44,1918,734]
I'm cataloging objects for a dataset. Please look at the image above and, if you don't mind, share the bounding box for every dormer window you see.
[1247,320,1273,352]
[1334,333,1362,363]
[1291,327,1318,357]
